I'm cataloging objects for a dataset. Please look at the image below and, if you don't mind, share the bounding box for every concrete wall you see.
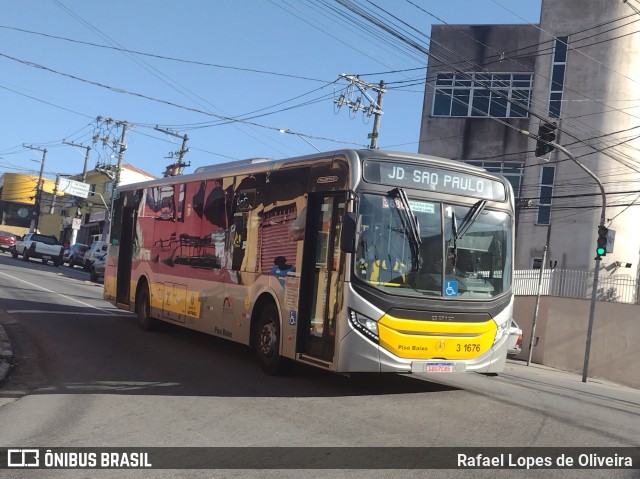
[513,296,640,389]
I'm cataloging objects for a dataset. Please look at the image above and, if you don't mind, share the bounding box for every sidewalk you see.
[502,359,640,405]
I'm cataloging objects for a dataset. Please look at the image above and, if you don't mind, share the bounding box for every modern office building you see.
[419,0,640,283]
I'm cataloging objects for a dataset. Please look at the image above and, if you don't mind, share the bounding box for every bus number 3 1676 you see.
[457,344,481,353]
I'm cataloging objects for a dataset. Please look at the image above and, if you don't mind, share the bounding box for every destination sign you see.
[363,160,506,201]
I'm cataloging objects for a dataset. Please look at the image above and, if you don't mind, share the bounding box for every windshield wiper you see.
[451,209,458,268]
[449,200,486,269]
[388,188,422,271]
[456,200,487,239]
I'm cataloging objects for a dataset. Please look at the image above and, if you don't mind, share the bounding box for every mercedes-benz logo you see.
[435,340,446,353]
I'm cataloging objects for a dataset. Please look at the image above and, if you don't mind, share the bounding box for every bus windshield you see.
[354,193,511,298]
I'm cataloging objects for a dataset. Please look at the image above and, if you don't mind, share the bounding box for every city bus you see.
[105,149,515,375]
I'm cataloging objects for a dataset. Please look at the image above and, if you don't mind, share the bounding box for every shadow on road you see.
[0,303,458,399]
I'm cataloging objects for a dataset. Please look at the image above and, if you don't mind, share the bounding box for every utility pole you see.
[334,74,385,148]
[23,145,47,233]
[114,121,129,189]
[93,116,129,241]
[63,140,91,183]
[528,222,552,365]
[63,141,92,245]
[522,126,607,382]
[154,127,190,177]
[93,116,129,190]
[369,80,385,149]
[49,175,60,215]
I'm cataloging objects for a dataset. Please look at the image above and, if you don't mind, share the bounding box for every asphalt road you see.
[0,253,638,479]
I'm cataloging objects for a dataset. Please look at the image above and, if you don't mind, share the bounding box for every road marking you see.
[0,271,116,315]
[6,310,133,316]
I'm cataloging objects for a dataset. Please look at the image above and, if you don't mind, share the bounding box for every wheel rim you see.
[259,320,277,357]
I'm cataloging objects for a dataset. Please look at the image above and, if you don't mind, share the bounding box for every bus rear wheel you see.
[255,303,284,375]
[136,285,156,331]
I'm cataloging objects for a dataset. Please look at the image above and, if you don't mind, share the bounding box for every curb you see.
[0,323,13,384]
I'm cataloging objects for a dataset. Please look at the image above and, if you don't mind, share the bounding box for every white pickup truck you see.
[12,232,65,266]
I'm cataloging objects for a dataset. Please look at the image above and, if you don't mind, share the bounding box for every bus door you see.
[298,193,345,362]
[116,206,135,305]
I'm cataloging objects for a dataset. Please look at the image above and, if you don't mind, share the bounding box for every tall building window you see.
[432,73,533,118]
[466,161,524,198]
[548,36,568,118]
[536,166,555,225]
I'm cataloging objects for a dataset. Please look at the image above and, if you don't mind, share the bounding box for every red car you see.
[0,231,17,253]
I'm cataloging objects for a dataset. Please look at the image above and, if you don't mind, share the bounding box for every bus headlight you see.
[349,309,379,343]
[493,320,509,346]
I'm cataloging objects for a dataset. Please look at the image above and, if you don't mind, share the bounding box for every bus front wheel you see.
[255,303,283,375]
[136,285,156,331]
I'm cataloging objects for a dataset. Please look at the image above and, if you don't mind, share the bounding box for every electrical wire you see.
[0,52,367,148]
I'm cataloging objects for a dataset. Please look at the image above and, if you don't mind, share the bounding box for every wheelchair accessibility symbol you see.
[444,281,458,297]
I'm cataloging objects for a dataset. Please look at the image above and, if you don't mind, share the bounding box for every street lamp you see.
[87,191,111,218]
[278,129,321,152]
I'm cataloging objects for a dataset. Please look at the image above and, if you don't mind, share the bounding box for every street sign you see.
[58,178,91,199]
[71,218,82,230]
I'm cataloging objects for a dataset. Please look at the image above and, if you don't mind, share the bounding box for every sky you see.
[0,0,541,183]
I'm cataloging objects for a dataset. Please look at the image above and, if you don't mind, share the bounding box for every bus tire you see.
[136,285,156,331]
[255,303,284,375]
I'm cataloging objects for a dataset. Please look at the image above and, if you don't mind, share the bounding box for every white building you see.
[419,0,640,283]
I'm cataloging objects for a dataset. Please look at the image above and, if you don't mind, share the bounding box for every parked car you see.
[0,231,17,253]
[13,233,64,266]
[82,241,108,271]
[63,243,89,268]
[507,319,523,357]
[90,253,106,282]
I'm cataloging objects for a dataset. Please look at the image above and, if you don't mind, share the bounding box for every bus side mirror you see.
[340,212,358,253]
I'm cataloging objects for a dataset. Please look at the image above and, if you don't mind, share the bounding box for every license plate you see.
[424,362,455,373]
[43,255,51,260]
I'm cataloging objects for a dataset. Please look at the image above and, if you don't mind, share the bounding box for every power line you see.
[0,24,328,83]
[0,52,367,148]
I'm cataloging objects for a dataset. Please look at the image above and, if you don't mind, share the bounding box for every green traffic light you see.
[596,246,606,256]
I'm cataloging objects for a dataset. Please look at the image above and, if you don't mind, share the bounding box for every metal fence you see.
[513,269,640,304]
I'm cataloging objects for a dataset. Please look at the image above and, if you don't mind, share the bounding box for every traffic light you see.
[535,121,557,157]
[596,226,608,257]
